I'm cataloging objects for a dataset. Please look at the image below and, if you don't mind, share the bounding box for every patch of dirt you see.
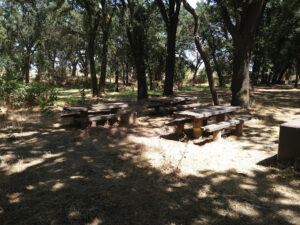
[0,86,299,225]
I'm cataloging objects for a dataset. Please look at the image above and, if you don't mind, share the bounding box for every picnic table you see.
[147,96,199,114]
[61,102,135,127]
[173,106,241,139]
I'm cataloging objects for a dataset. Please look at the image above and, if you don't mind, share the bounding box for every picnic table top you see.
[149,96,197,105]
[64,102,129,113]
[174,106,241,119]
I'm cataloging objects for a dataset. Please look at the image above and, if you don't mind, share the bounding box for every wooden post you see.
[235,123,244,136]
[216,114,225,122]
[79,110,88,128]
[121,112,136,126]
[175,123,184,135]
[213,130,222,141]
[193,118,203,138]
[91,121,97,128]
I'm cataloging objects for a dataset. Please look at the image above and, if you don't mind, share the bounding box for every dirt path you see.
[0,86,299,225]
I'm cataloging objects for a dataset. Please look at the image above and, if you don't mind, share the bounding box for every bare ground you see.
[0,86,299,225]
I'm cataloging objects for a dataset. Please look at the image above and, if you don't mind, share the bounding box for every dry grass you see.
[0,85,300,225]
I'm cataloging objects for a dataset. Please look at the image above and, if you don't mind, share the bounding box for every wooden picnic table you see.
[148,96,198,114]
[149,96,197,105]
[62,102,131,127]
[174,106,241,138]
[64,102,128,114]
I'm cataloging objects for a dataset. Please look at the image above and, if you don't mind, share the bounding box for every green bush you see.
[0,77,57,107]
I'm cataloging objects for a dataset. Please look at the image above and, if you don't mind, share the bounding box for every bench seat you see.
[176,103,201,110]
[165,118,193,134]
[61,112,81,118]
[89,111,137,127]
[202,117,251,140]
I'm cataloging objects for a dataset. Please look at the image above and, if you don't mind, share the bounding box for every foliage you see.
[0,77,57,107]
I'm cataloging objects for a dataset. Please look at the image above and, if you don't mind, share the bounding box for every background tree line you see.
[0,0,299,107]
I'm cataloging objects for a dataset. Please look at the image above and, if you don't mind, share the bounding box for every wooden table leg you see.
[193,118,203,139]
[216,114,225,122]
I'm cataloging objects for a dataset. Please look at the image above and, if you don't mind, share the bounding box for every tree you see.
[182,0,219,105]
[120,0,148,100]
[216,0,267,107]
[77,0,101,96]
[155,0,181,96]
[98,0,115,94]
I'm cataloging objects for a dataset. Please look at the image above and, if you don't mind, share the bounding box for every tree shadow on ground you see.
[1,118,299,225]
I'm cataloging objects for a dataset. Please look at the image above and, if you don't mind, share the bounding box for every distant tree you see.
[182,0,219,105]
[76,0,102,96]
[120,0,148,100]
[155,0,181,96]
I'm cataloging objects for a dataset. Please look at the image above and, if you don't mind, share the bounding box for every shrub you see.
[0,77,57,107]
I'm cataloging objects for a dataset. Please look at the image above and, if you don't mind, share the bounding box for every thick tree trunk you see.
[231,45,250,107]
[99,32,109,93]
[124,3,148,101]
[164,25,177,96]
[88,34,98,96]
[216,0,266,107]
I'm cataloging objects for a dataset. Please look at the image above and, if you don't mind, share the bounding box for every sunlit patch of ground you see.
[0,85,299,224]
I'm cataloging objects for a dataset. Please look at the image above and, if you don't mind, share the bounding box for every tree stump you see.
[278,119,300,164]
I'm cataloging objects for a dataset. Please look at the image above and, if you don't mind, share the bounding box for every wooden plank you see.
[176,103,201,110]
[89,114,119,122]
[90,102,128,111]
[61,112,80,118]
[165,118,193,126]
[174,106,240,119]
[202,117,251,132]
[63,106,88,112]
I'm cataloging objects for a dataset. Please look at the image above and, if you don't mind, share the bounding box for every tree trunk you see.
[88,34,98,96]
[251,58,261,85]
[99,32,109,93]
[24,53,30,83]
[114,58,119,92]
[231,44,250,107]
[216,0,266,107]
[149,68,153,90]
[71,61,77,77]
[124,3,148,100]
[164,24,177,96]
[199,44,219,105]
[295,60,300,88]
[125,62,129,86]
[276,65,289,84]
[182,0,219,105]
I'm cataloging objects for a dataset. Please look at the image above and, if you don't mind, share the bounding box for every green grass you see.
[103,90,163,98]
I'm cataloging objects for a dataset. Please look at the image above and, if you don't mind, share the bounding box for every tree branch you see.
[155,0,169,25]
[216,0,237,39]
